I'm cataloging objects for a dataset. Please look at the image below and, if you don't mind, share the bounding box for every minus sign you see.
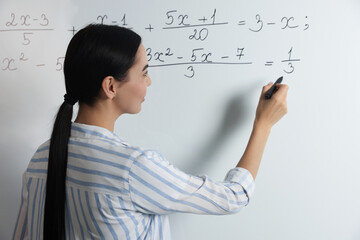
[36,64,45,67]
[221,56,229,59]
[177,57,183,59]
[33,19,38,21]
[267,23,276,25]
[112,21,117,23]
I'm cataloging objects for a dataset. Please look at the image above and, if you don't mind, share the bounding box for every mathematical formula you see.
[0,9,309,78]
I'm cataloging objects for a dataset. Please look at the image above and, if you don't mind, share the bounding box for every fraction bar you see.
[281,59,301,62]
[149,61,253,67]
[0,28,54,32]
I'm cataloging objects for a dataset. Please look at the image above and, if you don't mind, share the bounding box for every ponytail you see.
[44,101,74,240]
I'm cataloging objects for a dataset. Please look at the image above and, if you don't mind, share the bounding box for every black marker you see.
[265,76,283,99]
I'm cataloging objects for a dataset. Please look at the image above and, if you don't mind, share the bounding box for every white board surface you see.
[1,0,360,239]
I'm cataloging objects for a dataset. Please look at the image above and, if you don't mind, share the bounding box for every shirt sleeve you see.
[12,172,29,239]
[128,150,255,215]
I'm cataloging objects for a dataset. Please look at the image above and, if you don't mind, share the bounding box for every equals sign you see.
[238,21,246,26]
[265,61,274,66]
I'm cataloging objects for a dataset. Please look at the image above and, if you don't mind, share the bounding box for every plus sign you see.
[145,24,154,32]
[198,17,208,23]
[68,26,77,36]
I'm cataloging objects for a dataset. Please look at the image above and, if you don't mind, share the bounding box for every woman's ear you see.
[101,76,116,100]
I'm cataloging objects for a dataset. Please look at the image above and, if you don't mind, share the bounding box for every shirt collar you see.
[70,122,129,146]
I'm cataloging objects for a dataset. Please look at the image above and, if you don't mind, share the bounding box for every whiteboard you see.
[1,0,360,239]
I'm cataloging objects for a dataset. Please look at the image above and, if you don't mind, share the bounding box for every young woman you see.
[12,24,288,240]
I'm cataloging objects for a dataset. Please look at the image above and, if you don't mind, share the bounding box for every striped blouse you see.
[13,122,255,240]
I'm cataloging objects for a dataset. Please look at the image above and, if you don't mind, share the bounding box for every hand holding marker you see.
[265,76,283,99]
[254,76,288,130]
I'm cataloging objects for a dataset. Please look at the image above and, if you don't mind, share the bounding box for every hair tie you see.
[64,94,78,106]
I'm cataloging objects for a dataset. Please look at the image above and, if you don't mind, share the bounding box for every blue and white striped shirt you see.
[13,122,255,239]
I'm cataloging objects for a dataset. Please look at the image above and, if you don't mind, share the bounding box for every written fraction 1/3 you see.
[0,9,309,78]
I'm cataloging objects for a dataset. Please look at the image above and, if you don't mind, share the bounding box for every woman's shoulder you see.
[29,139,51,160]
[110,140,166,165]
[113,141,163,159]
[36,139,51,153]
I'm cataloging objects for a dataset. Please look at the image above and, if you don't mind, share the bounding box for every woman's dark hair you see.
[43,24,141,239]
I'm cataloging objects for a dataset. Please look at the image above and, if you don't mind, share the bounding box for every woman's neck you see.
[74,102,118,132]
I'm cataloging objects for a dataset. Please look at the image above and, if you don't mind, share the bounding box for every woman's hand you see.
[254,82,289,130]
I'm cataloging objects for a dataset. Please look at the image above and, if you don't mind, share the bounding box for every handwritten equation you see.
[0,9,309,78]
[147,46,300,77]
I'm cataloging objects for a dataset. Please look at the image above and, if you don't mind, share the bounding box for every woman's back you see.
[15,123,170,239]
